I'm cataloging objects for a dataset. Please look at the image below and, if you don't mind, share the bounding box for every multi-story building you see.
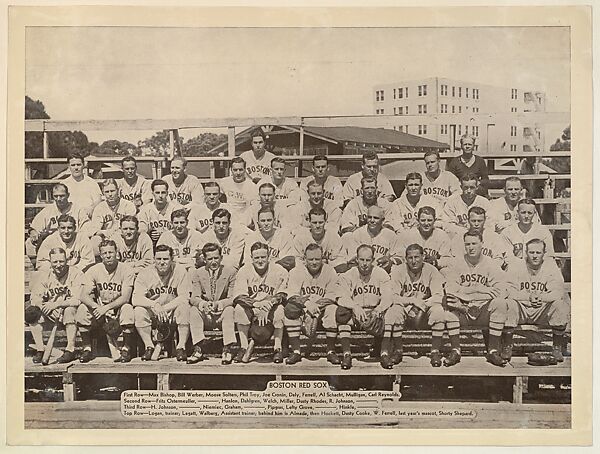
[373,77,546,153]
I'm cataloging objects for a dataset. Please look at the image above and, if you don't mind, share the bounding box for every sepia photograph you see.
[5,4,593,446]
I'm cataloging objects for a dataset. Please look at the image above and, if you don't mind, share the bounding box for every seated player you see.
[441,229,510,367]
[110,215,154,275]
[282,243,340,365]
[188,243,237,365]
[342,151,396,205]
[246,182,292,230]
[258,157,302,205]
[188,181,237,234]
[340,177,390,235]
[157,209,203,270]
[380,244,446,368]
[345,206,402,273]
[76,240,135,363]
[89,178,136,255]
[219,157,259,219]
[335,245,397,370]
[244,206,295,271]
[501,198,555,260]
[116,156,152,212]
[132,245,193,361]
[400,206,452,269]
[441,172,490,238]
[421,150,461,204]
[504,239,569,362]
[232,242,288,364]
[138,179,183,246]
[292,180,342,231]
[488,176,539,233]
[299,155,343,208]
[27,247,84,364]
[162,156,205,206]
[385,172,439,232]
[240,129,276,184]
[36,214,95,273]
[200,208,249,270]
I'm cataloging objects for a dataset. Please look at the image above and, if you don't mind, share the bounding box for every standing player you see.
[342,151,396,204]
[244,207,295,271]
[110,216,154,275]
[283,244,340,364]
[441,229,510,367]
[76,240,135,363]
[501,198,555,260]
[386,173,439,232]
[232,242,288,363]
[340,177,390,235]
[200,208,249,270]
[299,155,343,207]
[117,156,152,211]
[132,245,194,361]
[292,181,342,230]
[446,134,490,197]
[188,243,237,365]
[487,177,539,233]
[27,248,84,364]
[138,179,183,246]
[240,130,276,183]
[258,157,302,205]
[400,206,452,269]
[441,173,490,238]
[421,150,461,204]
[219,157,259,219]
[162,157,205,206]
[157,209,204,270]
[62,153,103,219]
[188,182,237,234]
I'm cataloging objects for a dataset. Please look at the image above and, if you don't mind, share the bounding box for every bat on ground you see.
[42,309,64,365]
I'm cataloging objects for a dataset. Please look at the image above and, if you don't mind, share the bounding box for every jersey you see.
[63,175,103,216]
[443,254,508,298]
[246,200,294,230]
[162,174,205,206]
[117,176,152,207]
[232,262,288,301]
[487,197,541,233]
[157,229,204,270]
[445,155,490,197]
[292,199,342,230]
[219,176,259,218]
[83,262,135,304]
[30,266,85,307]
[30,202,89,236]
[399,227,452,267]
[299,175,344,207]
[421,170,461,203]
[244,228,294,262]
[188,202,239,234]
[449,229,511,266]
[342,172,395,202]
[506,259,565,303]
[345,226,402,262]
[441,193,491,236]
[89,199,136,237]
[257,176,302,205]
[340,197,391,232]
[138,200,183,239]
[36,231,95,273]
[386,193,440,232]
[132,264,191,306]
[239,150,276,181]
[109,231,154,274]
[286,263,339,306]
[200,226,250,270]
[501,223,555,259]
[336,266,390,310]
[293,227,346,268]
[383,262,444,309]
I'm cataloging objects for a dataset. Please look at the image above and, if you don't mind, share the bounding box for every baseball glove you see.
[25,305,43,324]
[103,318,123,338]
[361,312,385,337]
[527,352,558,366]
[283,295,306,320]
[249,314,275,345]
[151,321,172,343]
[335,306,353,325]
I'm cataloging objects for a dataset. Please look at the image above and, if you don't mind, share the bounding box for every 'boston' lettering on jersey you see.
[247,165,270,176]
[117,250,143,261]
[459,273,490,286]
[169,193,193,204]
[300,285,326,298]
[402,282,430,295]
[352,284,381,297]
[422,187,451,198]
[520,282,548,292]
[248,284,275,296]
[147,286,179,298]
[96,282,122,293]
[44,286,72,299]
[149,220,173,230]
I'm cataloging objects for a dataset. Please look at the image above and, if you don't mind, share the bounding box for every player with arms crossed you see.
[110,215,154,275]
[299,155,343,207]
[421,150,461,204]
[157,209,203,270]
[117,156,152,211]
[138,179,183,246]
[240,130,276,184]
[162,157,205,206]
[342,151,395,205]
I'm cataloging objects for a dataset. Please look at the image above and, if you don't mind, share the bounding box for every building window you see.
[418,85,428,96]
[405,106,409,115]
[458,106,462,113]
[418,104,428,114]
[405,87,409,98]
[375,90,385,101]
[393,88,396,100]
[440,124,449,134]
[511,107,517,112]
[473,89,479,100]
[511,88,518,99]
[472,126,479,136]
[452,105,455,114]
[473,107,479,113]
[418,125,427,135]
[393,107,397,115]
[441,104,448,113]
[465,125,469,135]
[458,87,462,97]
[511,126,517,136]
[465,87,469,98]
[398,87,403,99]
[458,125,462,135]
[440,84,448,96]
[452,86,455,97]
[405,125,409,134]
[510,144,517,152]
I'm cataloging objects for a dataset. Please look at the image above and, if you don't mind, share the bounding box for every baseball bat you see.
[42,309,64,365]
[151,341,163,361]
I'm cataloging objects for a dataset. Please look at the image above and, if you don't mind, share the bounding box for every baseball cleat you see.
[141,347,154,361]
[273,349,284,364]
[79,349,94,363]
[430,351,443,368]
[380,353,394,369]
[341,353,353,370]
[117,348,132,363]
[175,348,187,362]
[57,350,77,364]
[326,352,341,365]
[444,350,461,367]
[391,349,403,365]
[552,345,564,363]
[486,351,507,367]
[285,352,302,365]
[32,351,44,364]
[233,348,246,363]
[501,344,513,362]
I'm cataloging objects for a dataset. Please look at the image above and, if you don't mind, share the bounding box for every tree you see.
[549,125,570,151]
[95,139,140,156]
[137,130,171,156]
[182,133,228,156]
[545,125,570,174]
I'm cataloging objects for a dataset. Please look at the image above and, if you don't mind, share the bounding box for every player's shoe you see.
[486,351,507,367]
[176,348,187,362]
[116,348,132,363]
[187,345,204,364]
[444,350,461,367]
[430,351,443,368]
[552,345,564,363]
[391,348,403,365]
[233,348,246,363]
[57,350,76,364]
[273,349,284,364]
[326,352,341,365]
[79,349,94,363]
[380,353,394,370]
[221,345,233,365]
[286,352,302,365]
[32,350,44,364]
[341,353,353,370]
[501,344,513,362]
[141,347,154,361]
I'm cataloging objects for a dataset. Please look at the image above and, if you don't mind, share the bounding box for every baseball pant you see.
[234,303,285,328]
[189,305,236,346]
[445,298,508,328]
[75,303,134,327]
[26,305,77,326]
[283,302,338,330]
[404,303,446,330]
[505,298,569,329]
[134,304,190,328]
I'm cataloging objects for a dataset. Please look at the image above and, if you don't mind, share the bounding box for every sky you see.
[25,26,570,144]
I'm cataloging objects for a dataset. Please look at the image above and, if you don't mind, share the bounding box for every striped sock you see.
[287,326,301,353]
[431,322,445,351]
[447,321,461,352]
[325,329,337,353]
[339,325,351,355]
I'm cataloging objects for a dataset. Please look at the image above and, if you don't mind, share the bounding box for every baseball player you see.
[487,177,539,233]
[441,229,510,367]
[340,177,391,235]
[503,238,569,362]
[36,214,95,273]
[27,247,84,364]
[109,215,154,275]
[385,172,440,232]
[421,150,461,203]
[501,198,555,260]
[218,157,259,219]
[283,243,340,364]
[76,240,136,363]
[293,207,347,271]
[157,209,203,270]
[445,134,490,197]
[342,151,396,204]
[187,181,237,234]
[400,206,452,269]
[232,242,288,363]
[200,208,250,270]
[138,179,183,245]
[246,182,293,230]
[299,155,343,207]
[292,180,342,231]
[441,172,491,238]
[345,205,402,273]
[116,156,152,211]
[132,244,193,361]
[335,245,395,370]
[240,129,276,183]
[162,156,205,206]
[380,244,446,367]
[244,206,295,271]
[188,243,238,365]
[258,157,303,205]
[62,153,103,219]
